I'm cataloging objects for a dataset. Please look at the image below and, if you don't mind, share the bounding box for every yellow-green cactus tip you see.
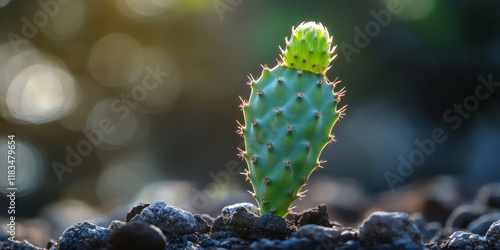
[281,21,336,75]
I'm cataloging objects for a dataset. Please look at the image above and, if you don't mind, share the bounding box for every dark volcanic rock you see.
[211,207,295,241]
[485,220,500,249]
[199,214,215,226]
[107,222,166,250]
[445,204,485,232]
[467,212,500,235]
[297,204,332,227]
[0,240,44,250]
[108,220,125,230]
[129,201,208,236]
[285,204,332,228]
[443,231,488,249]
[358,211,424,249]
[222,202,259,218]
[56,222,111,250]
[194,215,210,234]
[474,183,500,209]
[293,224,345,248]
[216,237,249,249]
[250,237,314,250]
[339,230,356,243]
[125,202,150,222]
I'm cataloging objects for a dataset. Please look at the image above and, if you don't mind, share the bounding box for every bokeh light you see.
[123,46,183,113]
[0,44,78,125]
[40,200,95,237]
[88,33,142,87]
[390,0,436,20]
[39,0,86,41]
[0,139,44,196]
[115,0,173,22]
[0,0,10,8]
[6,64,77,124]
[95,161,147,205]
[132,181,194,209]
[85,98,150,149]
[58,77,103,131]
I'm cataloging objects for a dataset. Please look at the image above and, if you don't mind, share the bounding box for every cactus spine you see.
[238,21,345,217]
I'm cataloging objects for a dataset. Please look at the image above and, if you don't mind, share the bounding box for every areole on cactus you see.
[238,21,345,217]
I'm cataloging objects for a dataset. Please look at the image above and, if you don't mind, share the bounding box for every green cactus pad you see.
[281,21,336,75]
[239,21,344,217]
[240,65,340,216]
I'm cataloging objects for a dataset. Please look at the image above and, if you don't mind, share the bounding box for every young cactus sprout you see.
[238,21,345,217]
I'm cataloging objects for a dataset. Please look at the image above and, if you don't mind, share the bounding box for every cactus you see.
[238,21,346,217]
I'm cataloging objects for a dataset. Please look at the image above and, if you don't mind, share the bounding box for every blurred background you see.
[0,0,499,244]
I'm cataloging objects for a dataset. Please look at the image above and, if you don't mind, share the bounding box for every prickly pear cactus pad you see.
[238,21,346,217]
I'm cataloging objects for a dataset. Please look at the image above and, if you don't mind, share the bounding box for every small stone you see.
[443,231,488,249]
[445,204,485,232]
[296,204,331,227]
[474,183,500,209]
[337,240,362,250]
[0,240,44,250]
[250,237,314,250]
[467,212,500,235]
[284,211,301,225]
[485,220,500,248]
[293,224,343,246]
[108,220,125,230]
[358,211,424,249]
[57,222,111,250]
[129,201,207,236]
[339,230,356,242]
[425,242,443,250]
[108,222,166,250]
[125,202,150,222]
[222,202,259,218]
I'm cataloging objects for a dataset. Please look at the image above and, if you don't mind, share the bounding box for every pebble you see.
[250,237,313,250]
[125,202,150,222]
[467,212,500,235]
[443,231,488,249]
[56,222,111,250]
[485,220,500,249]
[474,183,500,209]
[293,224,343,245]
[129,201,208,235]
[358,211,424,249]
[107,222,166,250]
[221,202,259,218]
[339,230,356,242]
[0,240,44,250]
[108,220,125,230]
[445,204,485,232]
[296,204,332,227]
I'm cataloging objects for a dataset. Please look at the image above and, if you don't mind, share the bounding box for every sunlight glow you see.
[6,64,77,124]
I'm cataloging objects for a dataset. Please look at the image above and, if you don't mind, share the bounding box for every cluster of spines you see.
[280,22,337,75]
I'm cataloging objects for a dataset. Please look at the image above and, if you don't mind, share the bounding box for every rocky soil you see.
[2,181,500,249]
